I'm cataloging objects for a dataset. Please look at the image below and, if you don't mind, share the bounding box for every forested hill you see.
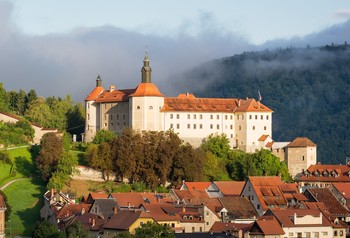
[182,43,350,164]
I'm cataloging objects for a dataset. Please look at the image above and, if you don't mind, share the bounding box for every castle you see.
[84,52,273,153]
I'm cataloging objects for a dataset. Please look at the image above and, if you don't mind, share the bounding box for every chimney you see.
[51,188,54,197]
[92,217,95,227]
[89,217,91,224]
[110,85,115,92]
[128,202,131,208]
[113,206,118,214]
[182,206,186,213]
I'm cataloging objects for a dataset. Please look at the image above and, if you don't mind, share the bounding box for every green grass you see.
[4,177,46,236]
[71,149,88,166]
[0,147,36,187]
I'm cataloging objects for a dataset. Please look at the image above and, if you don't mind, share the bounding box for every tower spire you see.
[96,74,102,87]
[141,50,152,83]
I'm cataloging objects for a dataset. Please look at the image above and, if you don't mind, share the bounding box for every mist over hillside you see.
[181,43,350,164]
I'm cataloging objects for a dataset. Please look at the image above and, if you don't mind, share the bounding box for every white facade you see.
[84,54,273,152]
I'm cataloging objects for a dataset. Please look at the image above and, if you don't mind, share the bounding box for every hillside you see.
[183,43,350,164]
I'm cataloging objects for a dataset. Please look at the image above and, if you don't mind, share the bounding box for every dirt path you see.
[0,178,27,190]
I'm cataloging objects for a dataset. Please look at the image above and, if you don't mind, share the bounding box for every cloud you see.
[0,5,253,102]
[0,2,349,103]
[333,9,350,19]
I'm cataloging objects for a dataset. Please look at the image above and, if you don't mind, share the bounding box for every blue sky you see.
[1,0,350,100]
[11,0,350,44]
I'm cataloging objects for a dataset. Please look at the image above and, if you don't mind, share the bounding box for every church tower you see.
[129,51,164,131]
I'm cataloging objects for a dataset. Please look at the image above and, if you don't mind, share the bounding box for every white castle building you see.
[84,53,273,152]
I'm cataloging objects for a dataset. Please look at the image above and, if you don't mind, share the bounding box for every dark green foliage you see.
[0,150,12,165]
[134,221,175,238]
[186,43,350,164]
[64,221,89,238]
[32,220,64,238]
[16,119,35,141]
[0,121,31,146]
[92,129,117,144]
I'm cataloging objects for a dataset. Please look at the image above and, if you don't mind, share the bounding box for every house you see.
[0,194,6,238]
[262,209,335,238]
[103,210,154,237]
[180,181,211,191]
[108,192,169,210]
[210,221,253,238]
[85,192,108,204]
[52,203,91,230]
[140,203,182,231]
[297,164,350,190]
[84,53,273,152]
[285,137,317,178]
[207,181,245,198]
[218,197,258,222]
[0,111,59,144]
[249,215,285,237]
[89,198,118,220]
[303,187,350,222]
[240,176,287,216]
[329,183,350,209]
[72,213,105,238]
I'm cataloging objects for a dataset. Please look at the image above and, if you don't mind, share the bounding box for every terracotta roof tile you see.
[142,204,181,221]
[182,182,211,191]
[332,183,350,199]
[130,83,164,97]
[210,221,253,233]
[213,181,245,196]
[95,89,135,102]
[219,197,257,219]
[299,164,350,183]
[103,210,152,230]
[252,216,284,235]
[56,204,91,219]
[287,137,317,147]
[258,135,269,142]
[235,98,273,113]
[85,86,104,101]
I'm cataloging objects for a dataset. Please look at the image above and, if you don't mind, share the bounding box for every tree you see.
[134,221,175,238]
[92,129,116,144]
[65,221,89,238]
[25,97,53,128]
[15,119,35,142]
[201,133,231,160]
[98,142,113,181]
[36,133,63,180]
[66,103,85,141]
[32,220,64,238]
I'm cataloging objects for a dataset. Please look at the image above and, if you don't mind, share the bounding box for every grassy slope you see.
[0,147,45,236]
[4,177,45,236]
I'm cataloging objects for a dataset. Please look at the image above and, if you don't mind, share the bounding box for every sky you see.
[1,0,350,101]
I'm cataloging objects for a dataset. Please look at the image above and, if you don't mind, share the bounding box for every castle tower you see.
[84,75,104,142]
[129,51,164,131]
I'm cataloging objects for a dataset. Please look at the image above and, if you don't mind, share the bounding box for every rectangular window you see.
[187,114,190,119]
[170,124,173,129]
[193,124,196,129]
[237,115,239,120]
[110,114,113,120]
[177,124,180,129]
[117,114,119,120]
[249,115,252,119]
[217,124,220,129]
[255,115,258,119]
[230,115,233,120]
[187,124,190,129]
[225,115,228,120]
[264,126,267,130]
[177,114,180,119]
[230,134,233,138]
[123,114,126,120]
[210,115,213,119]
[170,114,173,119]
[194,114,197,119]
[200,124,203,129]
[261,115,263,120]
[239,125,241,130]
[266,115,269,120]
[88,114,90,120]
[230,125,233,130]
[217,115,219,119]
[210,124,213,129]
[200,114,203,119]
[253,126,255,130]
[242,115,244,119]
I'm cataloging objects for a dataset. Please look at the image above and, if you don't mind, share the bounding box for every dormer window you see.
[183,215,187,220]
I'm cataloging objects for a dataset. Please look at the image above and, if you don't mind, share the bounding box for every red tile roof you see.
[85,86,104,101]
[103,210,152,230]
[235,98,273,113]
[182,181,211,191]
[258,135,269,142]
[251,216,285,235]
[287,137,317,147]
[142,204,181,222]
[268,208,332,227]
[332,183,350,199]
[213,181,245,196]
[56,204,91,219]
[219,197,258,219]
[95,89,135,102]
[130,83,164,97]
[210,221,253,233]
[299,164,350,183]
